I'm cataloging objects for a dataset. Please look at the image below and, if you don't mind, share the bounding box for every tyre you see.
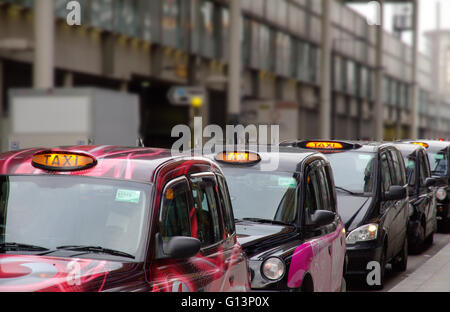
[392,238,408,272]
[409,222,425,254]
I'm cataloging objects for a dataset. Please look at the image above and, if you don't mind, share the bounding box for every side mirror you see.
[425,177,437,188]
[306,210,336,228]
[384,185,407,201]
[155,234,201,260]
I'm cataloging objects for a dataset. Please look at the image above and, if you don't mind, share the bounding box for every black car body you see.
[392,143,437,253]
[401,140,450,232]
[281,141,410,289]
[205,147,347,292]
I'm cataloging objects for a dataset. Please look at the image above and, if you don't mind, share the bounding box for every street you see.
[348,233,450,292]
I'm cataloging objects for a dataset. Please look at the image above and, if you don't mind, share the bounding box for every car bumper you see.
[345,242,383,276]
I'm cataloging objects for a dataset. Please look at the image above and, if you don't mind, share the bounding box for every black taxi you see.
[281,141,409,289]
[392,143,437,253]
[205,147,347,292]
[401,140,450,232]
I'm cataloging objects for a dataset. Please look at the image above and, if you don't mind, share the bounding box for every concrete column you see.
[374,0,384,141]
[410,0,420,140]
[227,0,242,129]
[319,0,331,139]
[33,0,55,89]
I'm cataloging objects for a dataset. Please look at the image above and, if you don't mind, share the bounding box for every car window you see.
[304,168,322,215]
[160,180,192,242]
[391,150,405,186]
[419,152,430,186]
[190,176,222,248]
[404,156,416,186]
[216,175,235,235]
[381,153,393,192]
[324,165,336,212]
[318,166,332,211]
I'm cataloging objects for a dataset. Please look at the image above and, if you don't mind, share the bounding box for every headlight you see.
[346,224,378,245]
[436,187,447,201]
[261,257,285,281]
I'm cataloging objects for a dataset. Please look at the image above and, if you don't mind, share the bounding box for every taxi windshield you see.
[0,175,151,260]
[221,168,299,224]
[429,150,448,177]
[326,152,375,195]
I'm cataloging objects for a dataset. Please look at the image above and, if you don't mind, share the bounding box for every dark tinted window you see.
[304,168,322,215]
[404,156,416,186]
[160,180,191,242]
[419,152,431,186]
[381,153,393,192]
[390,150,405,186]
[318,166,332,211]
[190,176,222,247]
[216,175,235,235]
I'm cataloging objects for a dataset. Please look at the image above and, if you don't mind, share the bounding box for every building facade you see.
[0,0,448,149]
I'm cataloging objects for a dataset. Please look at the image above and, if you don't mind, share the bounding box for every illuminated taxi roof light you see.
[305,142,344,150]
[32,151,97,172]
[411,142,429,149]
[215,152,261,164]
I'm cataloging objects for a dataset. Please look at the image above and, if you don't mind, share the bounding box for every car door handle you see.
[328,246,332,256]
[229,275,235,285]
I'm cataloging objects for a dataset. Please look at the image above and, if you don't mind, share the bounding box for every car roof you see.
[281,140,395,154]
[399,140,450,153]
[205,146,322,173]
[0,145,213,183]
[391,142,423,157]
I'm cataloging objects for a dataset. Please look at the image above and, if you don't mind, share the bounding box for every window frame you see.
[189,172,225,250]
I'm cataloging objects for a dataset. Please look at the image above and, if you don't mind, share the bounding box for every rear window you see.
[326,152,376,194]
[429,150,448,177]
[221,168,299,224]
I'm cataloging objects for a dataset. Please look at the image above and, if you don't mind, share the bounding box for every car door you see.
[188,173,228,291]
[388,149,408,253]
[320,164,346,292]
[151,176,202,292]
[305,162,333,292]
[380,152,397,259]
[215,174,249,291]
[418,151,436,236]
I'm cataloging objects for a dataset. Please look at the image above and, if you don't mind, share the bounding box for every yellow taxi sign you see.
[411,142,429,149]
[305,142,344,150]
[215,152,261,164]
[32,151,97,171]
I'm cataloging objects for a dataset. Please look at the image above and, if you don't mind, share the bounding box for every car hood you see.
[336,194,373,232]
[236,221,297,251]
[0,254,132,292]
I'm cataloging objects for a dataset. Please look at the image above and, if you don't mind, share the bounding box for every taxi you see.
[392,143,437,253]
[0,146,250,292]
[281,141,409,289]
[205,147,347,292]
[401,140,450,232]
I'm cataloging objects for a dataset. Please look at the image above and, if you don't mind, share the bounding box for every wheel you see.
[409,222,425,254]
[392,238,408,272]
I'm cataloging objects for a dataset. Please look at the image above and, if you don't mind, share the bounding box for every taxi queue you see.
[0,140,448,292]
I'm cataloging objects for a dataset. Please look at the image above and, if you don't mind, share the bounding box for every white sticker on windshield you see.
[278,177,296,188]
[115,189,141,203]
[359,155,372,160]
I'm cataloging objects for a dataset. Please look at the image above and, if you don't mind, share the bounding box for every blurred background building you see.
[0,0,449,150]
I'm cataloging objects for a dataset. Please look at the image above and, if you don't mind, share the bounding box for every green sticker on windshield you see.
[115,189,141,203]
[436,154,445,160]
[278,177,296,188]
[359,155,372,160]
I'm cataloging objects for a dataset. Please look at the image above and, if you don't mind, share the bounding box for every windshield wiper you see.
[56,245,135,260]
[0,242,49,252]
[241,218,291,226]
[335,186,365,196]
